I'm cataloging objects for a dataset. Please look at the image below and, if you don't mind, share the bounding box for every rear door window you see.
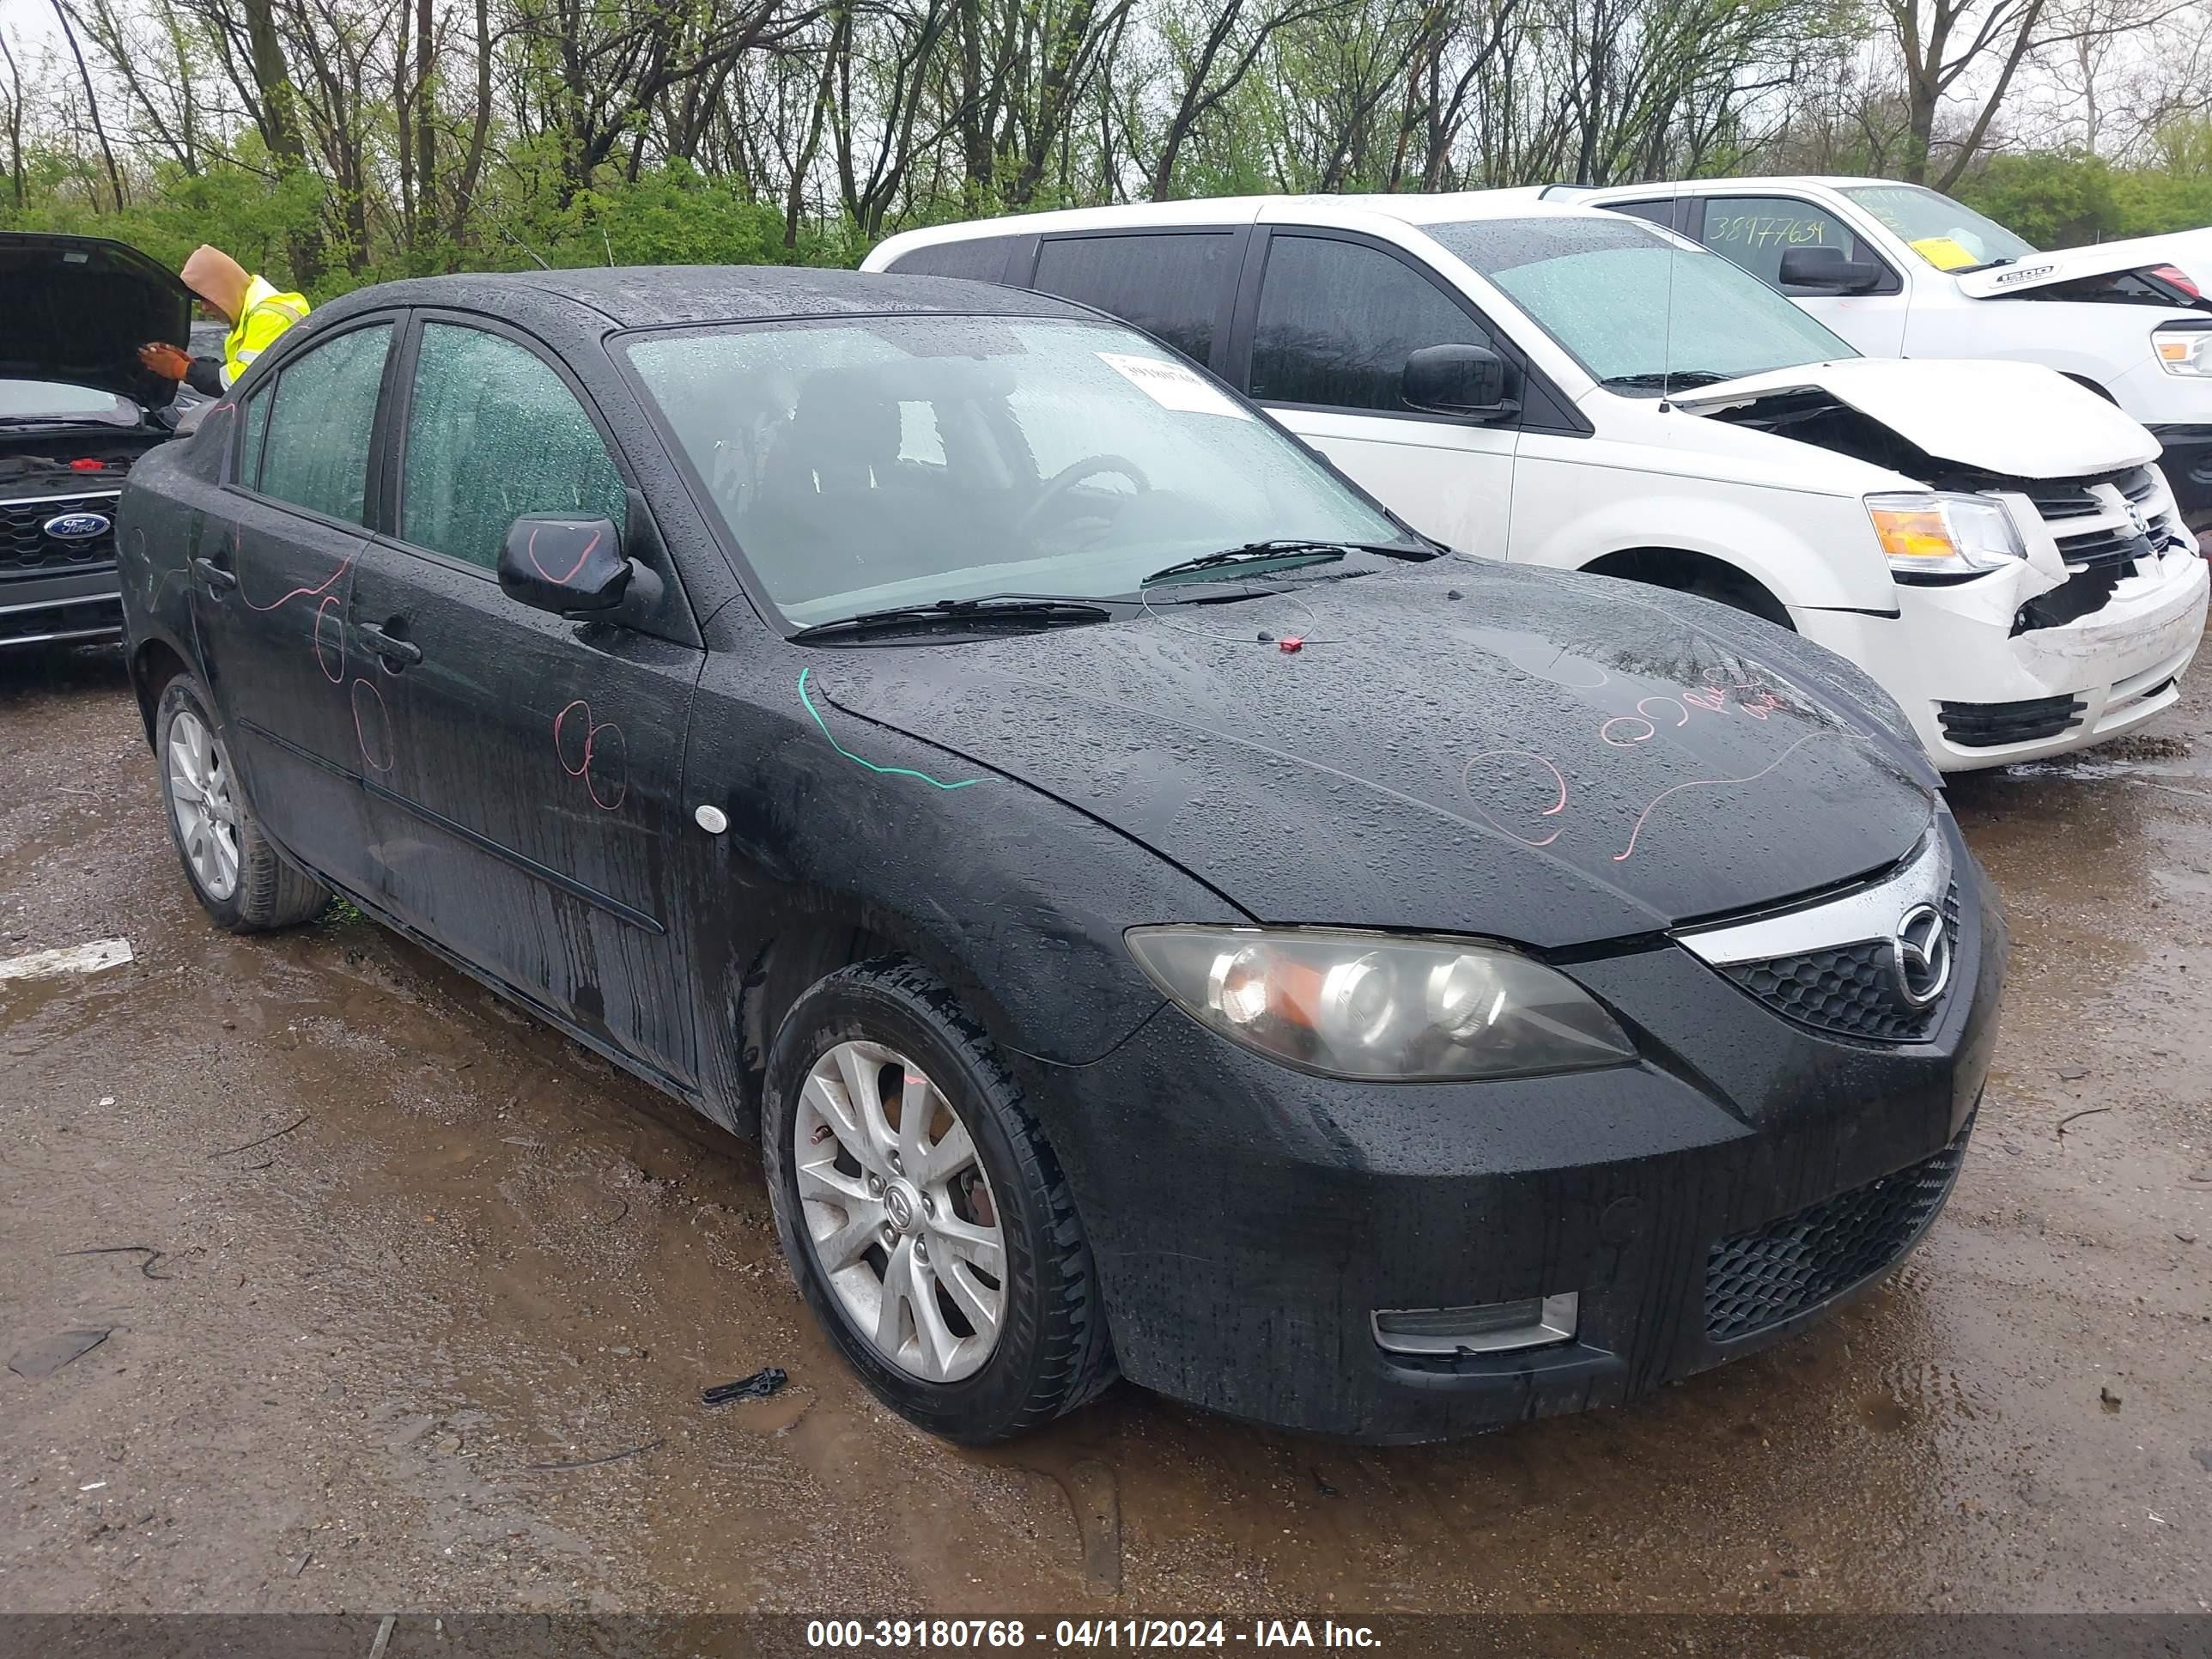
[254,324,391,525]
[398,321,628,572]
[1696,195,1886,292]
[887,238,1017,283]
[1030,232,1237,364]
[1606,198,1681,230]
[1248,234,1493,413]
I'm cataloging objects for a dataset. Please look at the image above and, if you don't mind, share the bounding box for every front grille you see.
[1937,693,2086,747]
[0,490,120,574]
[2011,465,2178,634]
[1719,883,1960,1042]
[1705,1117,1972,1343]
[2023,465,2157,521]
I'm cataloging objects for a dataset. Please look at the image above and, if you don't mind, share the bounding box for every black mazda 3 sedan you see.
[114,268,2001,1443]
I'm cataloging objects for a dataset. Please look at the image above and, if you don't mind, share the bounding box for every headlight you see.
[1865,491,2026,580]
[2154,323,2212,377]
[1126,927,1635,1081]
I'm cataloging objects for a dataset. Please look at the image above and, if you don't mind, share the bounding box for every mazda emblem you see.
[1891,904,1951,1007]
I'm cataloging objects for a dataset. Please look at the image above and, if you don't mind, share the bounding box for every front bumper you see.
[0,562,124,647]
[1797,547,2209,771]
[1015,823,2002,1441]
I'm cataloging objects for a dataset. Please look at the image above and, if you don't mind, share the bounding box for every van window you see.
[1030,233,1235,363]
[1249,235,1492,413]
[888,237,1016,283]
[1697,196,1882,291]
[1606,199,1679,230]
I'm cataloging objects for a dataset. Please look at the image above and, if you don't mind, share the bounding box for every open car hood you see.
[0,233,191,409]
[808,558,1938,949]
[1670,356,2159,479]
[1952,228,2212,300]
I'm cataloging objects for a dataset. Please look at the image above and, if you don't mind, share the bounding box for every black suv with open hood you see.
[0,234,191,650]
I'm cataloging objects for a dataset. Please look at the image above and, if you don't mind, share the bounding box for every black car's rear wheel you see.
[763,959,1116,1441]
[154,673,329,933]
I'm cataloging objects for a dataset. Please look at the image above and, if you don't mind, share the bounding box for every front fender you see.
[1514,448,1897,612]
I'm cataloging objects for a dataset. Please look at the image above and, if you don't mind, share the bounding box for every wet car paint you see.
[112,268,1996,1439]
[1,647,2208,1618]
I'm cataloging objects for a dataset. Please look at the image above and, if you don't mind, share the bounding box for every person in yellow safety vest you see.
[137,245,311,399]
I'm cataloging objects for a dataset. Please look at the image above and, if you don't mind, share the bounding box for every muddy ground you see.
[1,641,2208,1620]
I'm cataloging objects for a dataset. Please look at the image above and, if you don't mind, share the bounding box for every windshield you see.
[1842,185,2039,271]
[627,316,1411,624]
[1423,216,1856,393]
[0,380,131,421]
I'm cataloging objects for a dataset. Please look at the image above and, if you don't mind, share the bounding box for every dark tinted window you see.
[1030,233,1234,363]
[1249,235,1490,412]
[1607,198,1678,229]
[257,324,389,524]
[400,323,627,571]
[1698,195,1877,289]
[888,237,1013,282]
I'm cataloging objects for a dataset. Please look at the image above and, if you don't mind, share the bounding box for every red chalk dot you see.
[1279,636,1304,653]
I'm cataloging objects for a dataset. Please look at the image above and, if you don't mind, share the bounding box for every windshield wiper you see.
[789,595,1113,642]
[1140,540,1365,586]
[1601,370,1731,392]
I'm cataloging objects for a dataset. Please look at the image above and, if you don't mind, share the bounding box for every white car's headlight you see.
[1866,491,2027,580]
[2154,323,2212,377]
[1126,927,1635,1081]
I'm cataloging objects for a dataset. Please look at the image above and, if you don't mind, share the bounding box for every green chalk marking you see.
[798,667,981,791]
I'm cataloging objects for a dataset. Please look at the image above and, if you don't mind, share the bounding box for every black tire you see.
[154,672,329,933]
[762,958,1117,1442]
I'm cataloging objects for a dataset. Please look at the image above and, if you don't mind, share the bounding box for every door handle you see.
[192,556,236,592]
[358,621,423,669]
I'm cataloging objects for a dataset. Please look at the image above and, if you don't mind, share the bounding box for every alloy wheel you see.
[793,1039,1007,1382]
[166,708,240,902]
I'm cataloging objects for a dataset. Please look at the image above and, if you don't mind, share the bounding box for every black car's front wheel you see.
[155,673,329,933]
[763,960,1116,1442]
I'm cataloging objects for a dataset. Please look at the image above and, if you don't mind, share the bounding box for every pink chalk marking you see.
[551,698,627,811]
[1612,732,1838,864]
[313,596,345,684]
[527,523,603,585]
[1460,749,1568,848]
[349,677,395,773]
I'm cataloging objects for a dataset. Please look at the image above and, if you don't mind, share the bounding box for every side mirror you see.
[1778,246,1883,294]
[497,514,631,614]
[1402,343,1515,416]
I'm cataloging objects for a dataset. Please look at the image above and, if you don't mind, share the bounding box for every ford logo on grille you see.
[43,511,111,542]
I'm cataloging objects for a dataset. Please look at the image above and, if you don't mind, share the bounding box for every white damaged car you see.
[869,194,2210,770]
[1548,176,2212,536]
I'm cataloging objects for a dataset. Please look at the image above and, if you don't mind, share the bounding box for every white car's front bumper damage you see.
[1799,521,2209,773]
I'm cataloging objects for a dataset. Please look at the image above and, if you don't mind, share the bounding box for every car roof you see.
[313,265,1099,331]
[1559,176,1893,195]
[883,191,1620,250]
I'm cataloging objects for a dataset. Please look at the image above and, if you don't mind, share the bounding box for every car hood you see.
[0,234,191,409]
[801,558,1937,948]
[1671,356,2158,479]
[1952,229,2212,300]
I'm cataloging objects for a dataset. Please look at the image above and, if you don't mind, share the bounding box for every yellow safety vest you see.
[222,276,311,389]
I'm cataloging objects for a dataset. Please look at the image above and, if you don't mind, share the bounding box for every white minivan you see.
[866,194,2209,771]
[1547,176,2212,533]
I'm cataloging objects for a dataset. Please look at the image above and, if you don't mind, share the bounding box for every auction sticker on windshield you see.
[1098,351,1251,419]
